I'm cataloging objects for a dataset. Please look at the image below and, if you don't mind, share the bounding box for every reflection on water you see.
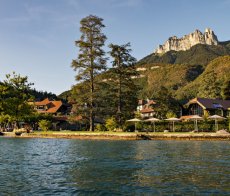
[0,138,230,195]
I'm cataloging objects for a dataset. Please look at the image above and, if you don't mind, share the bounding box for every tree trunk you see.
[89,68,94,131]
[118,73,122,128]
[89,37,94,132]
[117,59,122,129]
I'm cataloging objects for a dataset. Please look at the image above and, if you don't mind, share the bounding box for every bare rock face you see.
[155,28,218,54]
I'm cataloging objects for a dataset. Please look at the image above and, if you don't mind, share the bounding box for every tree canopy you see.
[71,15,107,131]
[106,43,138,127]
[0,72,35,129]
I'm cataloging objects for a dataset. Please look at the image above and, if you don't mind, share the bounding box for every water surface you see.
[0,138,230,195]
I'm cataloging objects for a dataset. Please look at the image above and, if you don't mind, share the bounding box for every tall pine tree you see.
[107,43,138,128]
[71,15,107,131]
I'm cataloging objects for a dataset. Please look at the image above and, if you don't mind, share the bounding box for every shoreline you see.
[1,132,230,141]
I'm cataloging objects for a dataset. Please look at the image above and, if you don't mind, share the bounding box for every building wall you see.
[188,103,204,116]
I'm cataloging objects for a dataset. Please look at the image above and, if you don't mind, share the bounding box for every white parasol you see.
[145,118,160,132]
[127,118,141,131]
[165,117,181,132]
[188,115,203,132]
[208,115,226,132]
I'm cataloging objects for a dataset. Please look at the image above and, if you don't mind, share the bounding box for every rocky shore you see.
[1,131,230,141]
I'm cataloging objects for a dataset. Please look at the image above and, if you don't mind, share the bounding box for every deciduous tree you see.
[0,72,34,128]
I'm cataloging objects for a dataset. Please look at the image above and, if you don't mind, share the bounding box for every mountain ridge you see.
[64,31,230,104]
[138,42,230,66]
[155,28,218,54]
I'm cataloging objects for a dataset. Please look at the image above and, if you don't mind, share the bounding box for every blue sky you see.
[0,0,229,95]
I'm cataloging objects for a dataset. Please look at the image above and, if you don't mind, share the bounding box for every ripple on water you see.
[0,138,230,195]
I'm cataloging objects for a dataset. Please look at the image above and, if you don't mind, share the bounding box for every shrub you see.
[136,121,144,131]
[95,124,107,132]
[38,120,51,131]
[122,122,134,132]
[166,111,177,118]
[105,117,118,132]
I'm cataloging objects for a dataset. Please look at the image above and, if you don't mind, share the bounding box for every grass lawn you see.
[31,130,216,135]
[31,130,136,135]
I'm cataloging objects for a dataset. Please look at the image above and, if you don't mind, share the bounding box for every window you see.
[189,103,203,116]
[212,103,223,109]
[37,105,45,110]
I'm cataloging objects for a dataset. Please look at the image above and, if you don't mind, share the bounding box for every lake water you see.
[0,138,230,195]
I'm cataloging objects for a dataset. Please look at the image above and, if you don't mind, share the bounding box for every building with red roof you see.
[137,99,156,118]
[33,98,70,116]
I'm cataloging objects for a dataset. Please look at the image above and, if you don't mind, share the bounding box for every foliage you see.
[29,89,57,101]
[138,43,230,66]
[102,43,138,127]
[228,118,230,131]
[166,111,177,118]
[221,77,230,100]
[140,121,228,132]
[122,122,134,132]
[135,121,143,131]
[70,82,90,122]
[38,119,51,131]
[176,56,230,100]
[137,46,230,102]
[71,15,107,131]
[95,124,107,132]
[153,87,179,119]
[105,117,118,132]
[58,90,71,100]
[0,72,34,128]
[197,70,221,98]
[137,63,203,100]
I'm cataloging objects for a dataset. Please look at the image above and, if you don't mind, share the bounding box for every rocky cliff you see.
[155,28,218,54]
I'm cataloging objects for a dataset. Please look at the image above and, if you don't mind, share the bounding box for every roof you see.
[46,101,63,113]
[34,98,63,113]
[140,108,154,113]
[35,98,51,106]
[147,100,156,105]
[186,98,230,110]
[138,99,156,105]
[180,115,203,121]
[180,115,194,121]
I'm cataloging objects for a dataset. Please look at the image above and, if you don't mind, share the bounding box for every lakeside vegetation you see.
[0,15,230,134]
[6,130,230,142]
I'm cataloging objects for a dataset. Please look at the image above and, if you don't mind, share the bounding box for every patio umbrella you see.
[208,115,226,132]
[165,117,180,132]
[145,118,160,132]
[127,118,141,131]
[188,115,203,132]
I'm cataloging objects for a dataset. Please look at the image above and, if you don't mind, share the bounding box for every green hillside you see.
[63,43,230,107]
[136,63,203,98]
[138,42,230,66]
[58,90,71,100]
[137,55,230,101]
[176,55,230,100]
